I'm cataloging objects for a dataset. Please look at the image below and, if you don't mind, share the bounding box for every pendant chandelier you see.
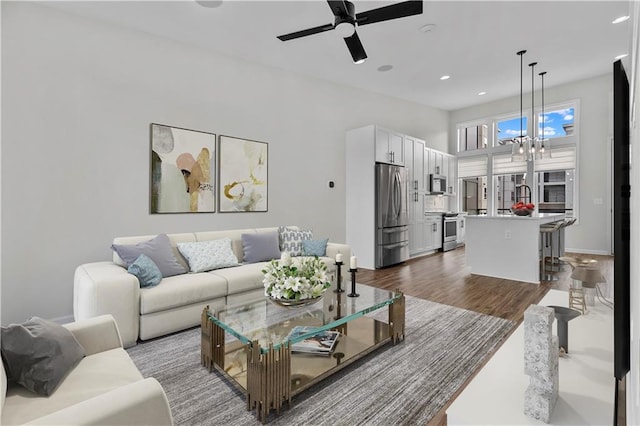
[511,50,551,161]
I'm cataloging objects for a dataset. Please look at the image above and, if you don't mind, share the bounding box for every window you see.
[496,116,527,146]
[495,174,528,214]
[461,177,487,215]
[456,99,578,218]
[538,107,575,139]
[458,124,489,152]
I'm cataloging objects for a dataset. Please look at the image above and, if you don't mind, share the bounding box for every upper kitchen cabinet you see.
[445,154,457,195]
[375,126,405,166]
[404,136,426,192]
[428,149,444,176]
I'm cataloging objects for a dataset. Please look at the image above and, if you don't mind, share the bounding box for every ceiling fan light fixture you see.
[354,57,366,65]
[335,21,356,38]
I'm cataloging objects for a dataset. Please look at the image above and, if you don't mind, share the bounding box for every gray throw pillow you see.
[1,317,85,396]
[242,231,281,263]
[111,233,187,277]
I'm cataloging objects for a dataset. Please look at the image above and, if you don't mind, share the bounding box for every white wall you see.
[0,2,449,324]
[449,74,613,254]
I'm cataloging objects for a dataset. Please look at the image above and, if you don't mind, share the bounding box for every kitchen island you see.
[465,213,564,284]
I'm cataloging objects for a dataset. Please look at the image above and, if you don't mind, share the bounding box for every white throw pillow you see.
[177,238,239,273]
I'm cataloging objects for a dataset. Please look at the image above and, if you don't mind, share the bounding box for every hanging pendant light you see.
[511,50,528,162]
[529,61,538,159]
[537,71,552,159]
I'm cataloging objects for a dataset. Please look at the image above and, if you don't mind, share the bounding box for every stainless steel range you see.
[442,212,459,252]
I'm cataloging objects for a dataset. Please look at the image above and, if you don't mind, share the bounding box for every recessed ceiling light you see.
[612,15,629,24]
[377,65,393,72]
[440,75,450,80]
[478,91,487,96]
[420,24,437,33]
[615,53,629,60]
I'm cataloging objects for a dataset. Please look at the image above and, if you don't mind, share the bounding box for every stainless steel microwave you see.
[430,174,447,194]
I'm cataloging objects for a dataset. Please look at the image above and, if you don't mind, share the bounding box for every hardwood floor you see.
[356,246,614,425]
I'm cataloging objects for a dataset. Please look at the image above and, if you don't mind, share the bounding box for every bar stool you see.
[569,287,586,314]
[557,218,577,268]
[539,221,563,281]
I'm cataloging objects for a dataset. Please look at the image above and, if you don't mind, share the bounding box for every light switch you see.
[594,198,603,205]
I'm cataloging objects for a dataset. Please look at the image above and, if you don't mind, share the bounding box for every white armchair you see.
[1,315,173,425]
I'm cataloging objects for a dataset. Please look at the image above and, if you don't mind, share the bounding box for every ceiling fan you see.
[277,1,423,64]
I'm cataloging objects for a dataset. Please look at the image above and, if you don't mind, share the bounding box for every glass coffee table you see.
[201,283,405,423]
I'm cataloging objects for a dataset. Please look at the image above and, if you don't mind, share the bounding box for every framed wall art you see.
[150,123,215,213]
[218,135,268,212]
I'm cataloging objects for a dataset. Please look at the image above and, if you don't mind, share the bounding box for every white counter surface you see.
[467,213,564,221]
[447,289,614,425]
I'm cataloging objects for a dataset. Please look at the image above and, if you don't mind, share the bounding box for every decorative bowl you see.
[268,295,323,308]
[511,207,533,216]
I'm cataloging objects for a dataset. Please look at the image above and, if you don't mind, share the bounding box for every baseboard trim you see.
[565,248,611,256]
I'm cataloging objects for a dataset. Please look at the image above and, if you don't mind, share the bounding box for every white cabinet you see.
[405,136,426,192]
[405,137,427,256]
[375,127,405,166]
[456,215,466,246]
[409,194,428,254]
[429,149,444,176]
[424,215,442,251]
[444,154,456,195]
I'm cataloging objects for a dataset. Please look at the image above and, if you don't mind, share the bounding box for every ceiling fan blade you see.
[277,23,335,41]
[356,1,423,26]
[327,0,350,17]
[344,31,367,63]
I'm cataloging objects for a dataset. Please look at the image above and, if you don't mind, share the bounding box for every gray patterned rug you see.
[127,296,514,425]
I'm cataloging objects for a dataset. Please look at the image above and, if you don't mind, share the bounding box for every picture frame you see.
[218,135,268,212]
[150,123,216,214]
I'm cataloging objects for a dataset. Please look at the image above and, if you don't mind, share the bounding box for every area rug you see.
[127,296,514,425]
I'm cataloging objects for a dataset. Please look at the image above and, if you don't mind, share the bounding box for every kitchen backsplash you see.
[425,194,446,211]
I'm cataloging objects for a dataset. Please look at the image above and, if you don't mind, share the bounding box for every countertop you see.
[465,213,564,221]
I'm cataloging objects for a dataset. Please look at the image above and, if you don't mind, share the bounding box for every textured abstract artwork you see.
[218,136,268,212]
[150,124,215,213]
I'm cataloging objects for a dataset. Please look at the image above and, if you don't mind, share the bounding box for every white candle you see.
[350,256,357,269]
[335,253,343,263]
[280,252,292,267]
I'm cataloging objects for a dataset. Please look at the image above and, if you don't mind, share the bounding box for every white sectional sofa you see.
[1,315,172,425]
[74,227,351,347]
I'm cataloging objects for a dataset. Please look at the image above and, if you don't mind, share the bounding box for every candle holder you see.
[334,261,345,293]
[348,268,359,297]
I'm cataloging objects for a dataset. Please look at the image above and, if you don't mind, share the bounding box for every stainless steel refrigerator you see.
[375,163,409,268]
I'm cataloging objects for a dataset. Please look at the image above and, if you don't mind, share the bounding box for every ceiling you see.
[43,1,632,111]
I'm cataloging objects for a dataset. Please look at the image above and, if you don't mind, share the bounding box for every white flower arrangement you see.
[262,254,331,301]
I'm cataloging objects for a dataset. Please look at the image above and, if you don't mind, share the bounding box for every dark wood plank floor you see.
[356,246,614,425]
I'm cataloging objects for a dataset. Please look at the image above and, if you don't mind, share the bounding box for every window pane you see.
[461,177,487,215]
[537,170,574,217]
[496,117,527,145]
[539,107,575,139]
[495,174,528,214]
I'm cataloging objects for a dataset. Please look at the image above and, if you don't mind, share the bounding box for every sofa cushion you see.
[241,231,281,263]
[112,234,187,277]
[139,272,228,315]
[127,254,163,288]
[303,239,329,257]
[177,238,239,273]
[278,226,313,256]
[195,229,255,264]
[1,317,86,396]
[209,262,269,295]
[2,348,142,425]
